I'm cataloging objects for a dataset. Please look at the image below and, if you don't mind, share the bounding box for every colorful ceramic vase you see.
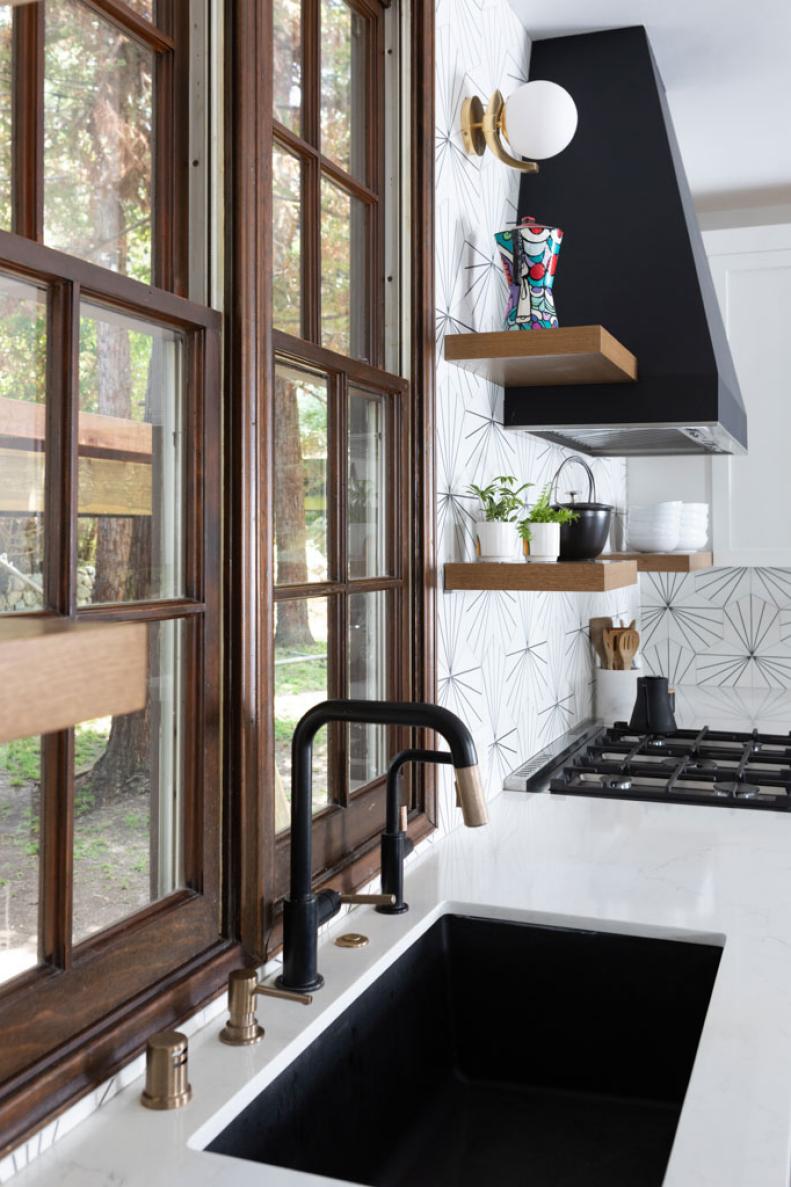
[494,215,564,330]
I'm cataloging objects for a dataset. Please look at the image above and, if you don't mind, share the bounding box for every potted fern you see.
[518,485,578,562]
[467,475,532,561]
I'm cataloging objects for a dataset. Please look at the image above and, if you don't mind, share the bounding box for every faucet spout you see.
[277,700,487,993]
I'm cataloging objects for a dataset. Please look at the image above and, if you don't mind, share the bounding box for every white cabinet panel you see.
[706,225,791,566]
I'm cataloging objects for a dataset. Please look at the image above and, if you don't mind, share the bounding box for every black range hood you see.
[505,26,747,457]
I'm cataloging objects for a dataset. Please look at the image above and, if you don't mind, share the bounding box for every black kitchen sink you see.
[207,915,721,1186]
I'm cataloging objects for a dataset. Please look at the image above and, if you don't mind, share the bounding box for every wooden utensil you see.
[589,616,613,667]
[602,627,618,670]
[616,627,640,670]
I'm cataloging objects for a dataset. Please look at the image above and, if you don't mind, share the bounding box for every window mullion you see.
[37,277,80,972]
[11,0,43,241]
[302,154,321,343]
[331,369,348,805]
[303,0,321,341]
[303,0,320,148]
[334,370,348,585]
[39,730,75,971]
[45,280,79,619]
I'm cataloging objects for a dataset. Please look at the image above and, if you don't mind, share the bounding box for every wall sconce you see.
[461,80,578,173]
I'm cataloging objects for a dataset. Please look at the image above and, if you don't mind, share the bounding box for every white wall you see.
[626,457,711,518]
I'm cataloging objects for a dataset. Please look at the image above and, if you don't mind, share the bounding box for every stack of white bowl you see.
[677,503,709,550]
[625,502,709,552]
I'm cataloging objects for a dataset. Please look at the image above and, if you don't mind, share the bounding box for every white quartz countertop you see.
[11,783,791,1187]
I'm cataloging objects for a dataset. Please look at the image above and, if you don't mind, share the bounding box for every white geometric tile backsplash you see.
[434,0,639,809]
[640,567,791,689]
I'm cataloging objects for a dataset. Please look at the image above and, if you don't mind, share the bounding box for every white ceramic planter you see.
[525,522,560,562]
[475,520,520,561]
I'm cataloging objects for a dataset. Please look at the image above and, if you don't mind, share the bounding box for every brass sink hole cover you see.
[335,932,369,949]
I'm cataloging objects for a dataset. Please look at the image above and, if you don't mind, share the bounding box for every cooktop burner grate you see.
[549,724,791,810]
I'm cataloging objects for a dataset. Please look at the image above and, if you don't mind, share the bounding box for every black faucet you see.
[376,748,454,915]
[276,700,487,993]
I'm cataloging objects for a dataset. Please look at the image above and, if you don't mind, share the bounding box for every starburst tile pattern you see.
[641,572,723,650]
[463,375,514,477]
[638,566,791,688]
[437,591,483,725]
[642,638,697,686]
[432,0,636,826]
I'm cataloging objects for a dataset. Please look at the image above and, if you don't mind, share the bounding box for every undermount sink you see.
[206,914,721,1186]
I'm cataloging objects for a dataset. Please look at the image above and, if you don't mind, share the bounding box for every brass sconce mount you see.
[460,90,539,174]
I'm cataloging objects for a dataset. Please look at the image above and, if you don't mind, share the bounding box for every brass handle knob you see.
[220,968,312,1047]
[339,892,397,907]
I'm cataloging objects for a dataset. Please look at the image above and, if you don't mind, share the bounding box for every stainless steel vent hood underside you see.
[504,27,747,458]
[526,423,743,458]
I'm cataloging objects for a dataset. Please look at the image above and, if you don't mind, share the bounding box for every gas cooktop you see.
[504,721,791,811]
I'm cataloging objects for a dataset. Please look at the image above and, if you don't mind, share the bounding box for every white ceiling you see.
[509,0,791,207]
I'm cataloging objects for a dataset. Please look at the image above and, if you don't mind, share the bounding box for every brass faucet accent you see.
[140,1030,191,1110]
[219,968,313,1046]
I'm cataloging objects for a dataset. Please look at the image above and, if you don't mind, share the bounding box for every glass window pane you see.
[273,0,302,133]
[0,737,41,986]
[348,590,387,792]
[124,0,154,17]
[72,619,185,944]
[348,388,388,578]
[321,178,368,358]
[275,597,331,831]
[0,274,47,615]
[0,7,11,230]
[274,364,328,585]
[321,0,368,181]
[78,303,184,605]
[273,145,302,335]
[44,0,154,283]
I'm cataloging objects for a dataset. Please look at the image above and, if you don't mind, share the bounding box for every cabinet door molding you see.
[704,223,791,568]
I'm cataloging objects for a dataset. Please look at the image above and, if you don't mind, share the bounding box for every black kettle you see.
[550,456,613,561]
[628,676,677,735]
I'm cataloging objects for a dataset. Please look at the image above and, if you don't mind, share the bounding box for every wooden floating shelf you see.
[443,325,638,387]
[0,619,148,745]
[604,551,713,573]
[443,560,638,593]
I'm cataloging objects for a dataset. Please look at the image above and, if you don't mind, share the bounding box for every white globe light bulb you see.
[503,80,578,161]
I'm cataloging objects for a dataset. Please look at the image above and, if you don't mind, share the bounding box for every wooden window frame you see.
[271,329,411,892]
[0,231,227,1156]
[226,0,437,961]
[0,1,232,1156]
[10,0,190,295]
[272,0,386,360]
[271,0,414,905]
[0,0,436,1154]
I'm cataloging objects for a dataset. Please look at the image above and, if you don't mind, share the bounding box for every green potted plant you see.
[467,476,532,561]
[518,485,578,562]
